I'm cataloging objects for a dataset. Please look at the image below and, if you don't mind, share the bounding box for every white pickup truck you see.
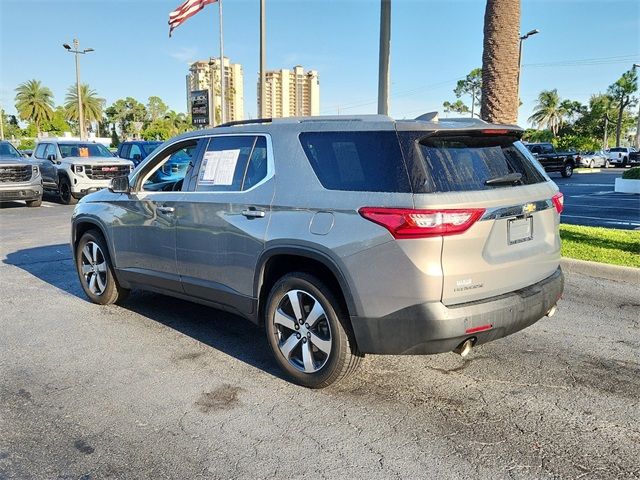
[606,147,637,167]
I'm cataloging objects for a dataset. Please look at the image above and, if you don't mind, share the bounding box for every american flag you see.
[169,0,217,37]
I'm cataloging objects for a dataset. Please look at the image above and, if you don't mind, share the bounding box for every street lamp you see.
[633,64,640,148]
[517,29,539,105]
[63,39,94,140]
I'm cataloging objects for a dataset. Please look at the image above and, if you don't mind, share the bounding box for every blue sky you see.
[1,0,638,126]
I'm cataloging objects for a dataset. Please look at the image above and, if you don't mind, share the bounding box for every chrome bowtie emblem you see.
[522,203,536,215]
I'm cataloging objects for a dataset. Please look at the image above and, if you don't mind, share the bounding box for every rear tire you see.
[622,156,628,167]
[605,160,611,168]
[75,229,129,305]
[561,162,574,178]
[264,272,362,388]
[59,176,78,205]
[26,198,42,207]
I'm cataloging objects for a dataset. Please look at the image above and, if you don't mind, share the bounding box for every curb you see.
[574,168,601,174]
[561,257,640,284]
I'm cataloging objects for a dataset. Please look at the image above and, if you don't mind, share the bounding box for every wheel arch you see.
[72,218,116,267]
[255,246,357,327]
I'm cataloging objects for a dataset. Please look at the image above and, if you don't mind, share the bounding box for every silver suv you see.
[33,139,133,204]
[71,115,564,388]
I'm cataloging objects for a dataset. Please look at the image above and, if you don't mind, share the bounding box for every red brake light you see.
[481,129,511,135]
[552,192,564,214]
[359,207,485,239]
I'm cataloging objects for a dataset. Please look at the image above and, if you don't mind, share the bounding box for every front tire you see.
[265,272,362,388]
[59,176,78,205]
[561,162,574,178]
[75,230,128,305]
[589,160,595,169]
[605,160,611,168]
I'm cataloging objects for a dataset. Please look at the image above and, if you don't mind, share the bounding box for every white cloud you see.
[169,47,199,65]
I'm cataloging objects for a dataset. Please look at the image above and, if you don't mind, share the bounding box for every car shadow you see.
[4,243,282,380]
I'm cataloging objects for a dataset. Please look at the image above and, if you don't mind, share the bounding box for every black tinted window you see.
[299,131,411,192]
[401,134,546,193]
[242,136,268,190]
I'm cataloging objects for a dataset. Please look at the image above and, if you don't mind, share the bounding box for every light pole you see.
[633,64,640,148]
[377,0,391,116]
[517,29,539,104]
[63,39,94,140]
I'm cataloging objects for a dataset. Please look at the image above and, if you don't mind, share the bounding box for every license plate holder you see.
[508,216,533,245]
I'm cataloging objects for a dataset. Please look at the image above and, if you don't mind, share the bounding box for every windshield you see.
[0,142,22,158]
[609,148,625,152]
[143,143,162,155]
[59,143,113,158]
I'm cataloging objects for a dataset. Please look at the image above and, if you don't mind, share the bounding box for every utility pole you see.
[0,106,4,141]
[633,64,640,148]
[603,114,610,150]
[259,0,266,118]
[63,39,94,140]
[377,0,391,116]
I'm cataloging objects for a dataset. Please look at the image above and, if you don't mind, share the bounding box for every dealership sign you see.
[191,89,210,126]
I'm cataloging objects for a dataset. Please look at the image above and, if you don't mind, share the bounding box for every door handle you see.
[242,208,266,218]
[157,205,175,214]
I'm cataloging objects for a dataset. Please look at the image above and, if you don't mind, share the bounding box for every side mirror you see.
[47,154,56,161]
[109,175,130,193]
[132,153,141,161]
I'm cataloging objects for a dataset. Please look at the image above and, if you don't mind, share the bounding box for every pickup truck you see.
[524,143,576,178]
[606,147,637,167]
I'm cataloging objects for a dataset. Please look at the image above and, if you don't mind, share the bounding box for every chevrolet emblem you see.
[523,203,536,215]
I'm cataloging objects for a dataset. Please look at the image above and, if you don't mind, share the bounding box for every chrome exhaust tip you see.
[546,305,557,317]
[454,339,474,358]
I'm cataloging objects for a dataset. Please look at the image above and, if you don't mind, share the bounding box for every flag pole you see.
[259,0,266,118]
[218,0,226,124]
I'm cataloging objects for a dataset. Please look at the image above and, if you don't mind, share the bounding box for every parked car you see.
[33,140,134,205]
[524,142,576,177]
[0,140,43,207]
[71,115,564,388]
[606,147,637,167]
[116,140,162,166]
[576,151,609,168]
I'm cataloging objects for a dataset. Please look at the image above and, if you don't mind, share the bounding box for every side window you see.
[34,144,47,159]
[129,144,142,161]
[141,141,199,192]
[530,146,541,155]
[44,144,57,159]
[196,136,257,192]
[542,144,553,154]
[242,136,268,190]
[119,144,130,159]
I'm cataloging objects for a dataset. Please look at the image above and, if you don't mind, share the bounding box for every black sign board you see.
[191,89,210,126]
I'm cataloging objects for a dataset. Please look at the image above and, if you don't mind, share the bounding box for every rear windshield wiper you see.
[484,172,523,186]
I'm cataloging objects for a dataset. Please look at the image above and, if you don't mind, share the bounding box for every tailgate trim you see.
[480,198,553,221]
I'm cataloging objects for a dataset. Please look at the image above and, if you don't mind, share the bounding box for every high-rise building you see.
[186,57,244,125]
[259,66,319,118]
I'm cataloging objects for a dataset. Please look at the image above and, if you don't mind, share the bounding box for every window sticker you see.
[78,147,89,157]
[199,149,240,185]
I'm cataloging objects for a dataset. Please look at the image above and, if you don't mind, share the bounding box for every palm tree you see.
[64,84,105,135]
[14,79,55,135]
[480,0,521,124]
[528,89,565,136]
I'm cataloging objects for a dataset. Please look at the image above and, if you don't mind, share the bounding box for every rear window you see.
[401,134,546,193]
[609,148,625,152]
[299,131,411,192]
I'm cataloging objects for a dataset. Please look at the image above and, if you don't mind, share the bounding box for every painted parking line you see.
[557,184,613,187]
[562,214,640,228]
[564,204,640,211]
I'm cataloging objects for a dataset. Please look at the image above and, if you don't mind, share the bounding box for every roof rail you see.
[443,117,488,124]
[216,118,272,128]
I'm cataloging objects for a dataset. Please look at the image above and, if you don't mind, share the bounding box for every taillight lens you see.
[359,207,485,239]
[552,192,564,214]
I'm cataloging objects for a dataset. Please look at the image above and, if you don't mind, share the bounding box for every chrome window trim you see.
[480,199,554,221]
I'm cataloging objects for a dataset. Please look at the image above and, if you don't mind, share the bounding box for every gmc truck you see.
[524,143,576,178]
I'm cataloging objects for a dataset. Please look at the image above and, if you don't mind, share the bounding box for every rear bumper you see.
[351,267,564,355]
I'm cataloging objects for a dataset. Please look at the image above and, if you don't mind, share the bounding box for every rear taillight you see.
[552,192,564,214]
[358,207,485,239]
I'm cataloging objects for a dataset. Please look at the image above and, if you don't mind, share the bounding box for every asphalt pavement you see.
[0,202,638,479]
[552,168,640,230]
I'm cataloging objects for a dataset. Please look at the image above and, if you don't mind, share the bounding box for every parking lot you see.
[554,168,640,230]
[0,202,638,479]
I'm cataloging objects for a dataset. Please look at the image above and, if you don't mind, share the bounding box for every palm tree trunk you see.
[480,0,521,124]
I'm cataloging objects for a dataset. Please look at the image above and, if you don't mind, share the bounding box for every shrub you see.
[17,138,35,150]
[622,167,640,180]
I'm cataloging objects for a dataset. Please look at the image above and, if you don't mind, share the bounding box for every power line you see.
[523,54,638,68]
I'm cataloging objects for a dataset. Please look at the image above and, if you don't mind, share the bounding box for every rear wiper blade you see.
[484,172,523,186]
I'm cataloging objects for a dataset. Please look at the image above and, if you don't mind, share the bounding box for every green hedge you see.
[622,167,640,180]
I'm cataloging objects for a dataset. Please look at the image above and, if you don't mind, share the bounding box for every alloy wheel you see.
[272,289,332,373]
[80,241,108,296]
